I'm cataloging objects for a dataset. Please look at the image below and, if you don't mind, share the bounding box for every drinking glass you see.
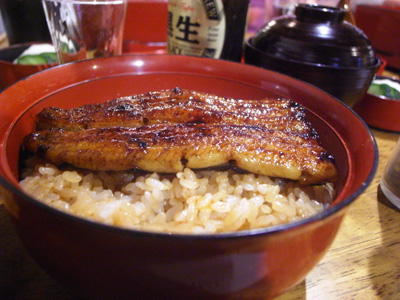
[42,0,127,64]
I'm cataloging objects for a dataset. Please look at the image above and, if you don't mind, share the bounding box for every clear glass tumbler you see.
[42,0,127,64]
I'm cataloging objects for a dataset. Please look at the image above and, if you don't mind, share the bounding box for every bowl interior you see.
[0,54,377,232]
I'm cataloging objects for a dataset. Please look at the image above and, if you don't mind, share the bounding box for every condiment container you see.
[167,0,250,62]
[381,138,400,209]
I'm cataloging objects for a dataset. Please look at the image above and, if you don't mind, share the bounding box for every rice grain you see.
[19,157,335,234]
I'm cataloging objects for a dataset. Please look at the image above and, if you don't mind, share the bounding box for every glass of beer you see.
[42,0,127,64]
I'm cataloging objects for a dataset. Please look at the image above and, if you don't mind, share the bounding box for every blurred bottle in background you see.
[167,0,250,62]
[0,0,51,45]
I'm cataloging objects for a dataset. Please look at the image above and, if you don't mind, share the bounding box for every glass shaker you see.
[380,137,400,209]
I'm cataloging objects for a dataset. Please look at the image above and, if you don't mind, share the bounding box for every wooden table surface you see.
[276,129,400,300]
[1,129,399,300]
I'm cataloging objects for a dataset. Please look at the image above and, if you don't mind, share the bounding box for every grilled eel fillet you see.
[35,88,316,135]
[24,88,338,184]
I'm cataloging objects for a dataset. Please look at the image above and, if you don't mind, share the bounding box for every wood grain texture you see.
[1,129,399,300]
[277,129,400,300]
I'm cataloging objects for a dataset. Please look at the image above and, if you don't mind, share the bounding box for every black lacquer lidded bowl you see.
[245,4,381,107]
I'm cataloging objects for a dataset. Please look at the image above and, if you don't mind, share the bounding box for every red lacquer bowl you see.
[0,55,377,300]
[353,76,400,132]
[0,43,57,89]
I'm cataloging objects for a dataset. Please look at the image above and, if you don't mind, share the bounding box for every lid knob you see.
[295,4,345,23]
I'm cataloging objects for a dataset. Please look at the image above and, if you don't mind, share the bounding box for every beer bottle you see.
[167,0,250,62]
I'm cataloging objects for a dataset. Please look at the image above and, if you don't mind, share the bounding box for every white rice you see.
[19,157,335,234]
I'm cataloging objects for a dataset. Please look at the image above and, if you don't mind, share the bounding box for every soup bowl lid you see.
[249,4,378,68]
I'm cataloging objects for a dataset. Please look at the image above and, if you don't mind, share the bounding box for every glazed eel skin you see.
[36,88,315,135]
[23,88,338,184]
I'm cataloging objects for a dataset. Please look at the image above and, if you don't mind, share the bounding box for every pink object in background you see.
[248,0,267,33]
